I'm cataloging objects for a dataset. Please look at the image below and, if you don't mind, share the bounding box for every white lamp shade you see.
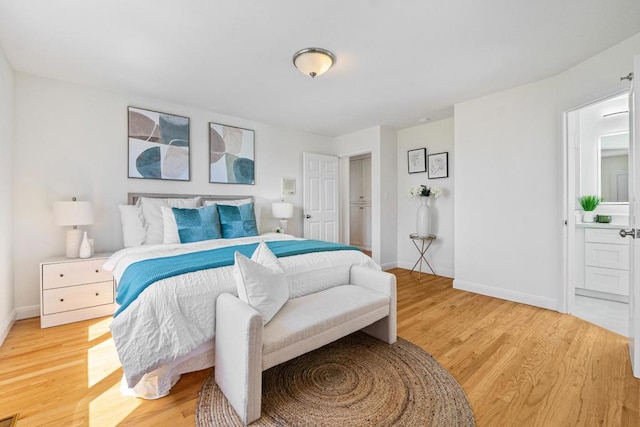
[53,201,94,226]
[272,202,294,219]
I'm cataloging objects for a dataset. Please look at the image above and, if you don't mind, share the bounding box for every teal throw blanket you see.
[114,240,360,317]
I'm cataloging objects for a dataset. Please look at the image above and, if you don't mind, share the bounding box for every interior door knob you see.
[305,214,312,219]
[619,229,637,238]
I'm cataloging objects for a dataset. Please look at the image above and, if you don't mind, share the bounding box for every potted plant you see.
[578,195,601,223]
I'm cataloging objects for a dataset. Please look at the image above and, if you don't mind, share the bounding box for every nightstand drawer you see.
[42,258,111,289]
[42,281,114,315]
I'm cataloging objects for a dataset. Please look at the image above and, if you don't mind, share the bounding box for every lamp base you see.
[66,228,82,258]
[279,219,288,233]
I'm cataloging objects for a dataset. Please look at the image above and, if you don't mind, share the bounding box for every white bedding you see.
[104,233,379,394]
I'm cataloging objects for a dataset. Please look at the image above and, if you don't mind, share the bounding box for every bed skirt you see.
[120,340,215,399]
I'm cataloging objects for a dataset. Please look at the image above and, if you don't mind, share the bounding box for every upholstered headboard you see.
[127,192,254,205]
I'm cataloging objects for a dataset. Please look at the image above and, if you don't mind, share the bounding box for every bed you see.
[105,193,380,399]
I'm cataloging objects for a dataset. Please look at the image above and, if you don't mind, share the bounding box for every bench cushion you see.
[263,285,390,356]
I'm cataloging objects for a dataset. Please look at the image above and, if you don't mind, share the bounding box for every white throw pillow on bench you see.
[233,242,289,324]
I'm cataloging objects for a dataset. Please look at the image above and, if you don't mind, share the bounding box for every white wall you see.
[397,118,454,277]
[0,47,14,344]
[454,33,640,311]
[333,126,398,269]
[12,73,334,315]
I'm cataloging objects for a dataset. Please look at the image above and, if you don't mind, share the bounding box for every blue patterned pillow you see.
[172,204,222,243]
[217,202,258,238]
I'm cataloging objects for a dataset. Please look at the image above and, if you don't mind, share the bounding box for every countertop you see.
[575,222,628,229]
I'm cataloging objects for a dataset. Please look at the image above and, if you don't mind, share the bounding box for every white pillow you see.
[204,198,261,232]
[139,197,201,245]
[160,206,180,244]
[234,242,289,324]
[203,198,252,207]
[118,204,146,247]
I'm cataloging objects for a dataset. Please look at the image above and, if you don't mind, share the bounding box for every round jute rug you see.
[196,332,475,426]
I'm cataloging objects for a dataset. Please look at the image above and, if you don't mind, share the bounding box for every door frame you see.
[339,150,373,254]
[562,89,630,315]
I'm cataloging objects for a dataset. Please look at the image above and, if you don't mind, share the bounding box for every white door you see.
[627,61,640,378]
[303,152,339,242]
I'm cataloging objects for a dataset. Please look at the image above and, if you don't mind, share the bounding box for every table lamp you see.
[53,197,94,258]
[272,202,294,233]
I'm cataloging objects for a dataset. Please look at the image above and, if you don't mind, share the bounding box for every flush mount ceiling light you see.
[292,47,335,78]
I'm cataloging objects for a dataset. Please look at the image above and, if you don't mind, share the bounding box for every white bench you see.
[214,265,397,425]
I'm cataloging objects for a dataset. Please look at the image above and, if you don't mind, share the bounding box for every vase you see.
[582,211,595,223]
[416,197,430,236]
[79,231,91,259]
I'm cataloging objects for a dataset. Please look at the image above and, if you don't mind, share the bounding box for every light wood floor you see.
[1,269,639,426]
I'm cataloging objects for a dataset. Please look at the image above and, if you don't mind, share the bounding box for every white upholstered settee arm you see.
[350,265,397,344]
[215,293,263,425]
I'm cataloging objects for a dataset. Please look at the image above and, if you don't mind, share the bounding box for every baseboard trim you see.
[454,279,557,311]
[396,261,454,279]
[0,309,16,347]
[16,305,40,320]
[380,261,397,270]
[575,287,629,303]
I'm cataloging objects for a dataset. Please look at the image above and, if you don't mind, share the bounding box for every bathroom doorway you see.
[565,91,630,336]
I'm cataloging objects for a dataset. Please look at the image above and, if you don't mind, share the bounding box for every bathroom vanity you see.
[575,223,629,302]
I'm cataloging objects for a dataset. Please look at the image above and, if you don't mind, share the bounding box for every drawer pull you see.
[59,274,64,277]
[60,298,64,302]
[95,292,99,296]
[95,269,99,273]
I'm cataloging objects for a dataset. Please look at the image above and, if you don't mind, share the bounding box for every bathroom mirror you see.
[599,131,629,203]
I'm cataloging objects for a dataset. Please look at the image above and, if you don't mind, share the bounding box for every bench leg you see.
[215,293,264,425]
[362,314,397,344]
[350,266,397,344]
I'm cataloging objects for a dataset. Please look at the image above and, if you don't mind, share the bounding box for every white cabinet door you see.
[349,158,372,203]
[585,228,630,245]
[585,242,630,270]
[362,205,372,249]
[349,205,363,246]
[362,157,372,202]
[574,227,585,289]
[350,160,363,203]
[585,266,630,295]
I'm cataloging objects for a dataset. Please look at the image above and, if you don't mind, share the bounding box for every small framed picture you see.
[428,152,449,179]
[407,148,427,174]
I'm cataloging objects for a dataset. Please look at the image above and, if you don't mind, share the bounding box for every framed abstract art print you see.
[128,107,190,181]
[209,123,255,184]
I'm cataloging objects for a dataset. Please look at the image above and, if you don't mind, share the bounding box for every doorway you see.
[565,91,630,336]
[348,153,372,255]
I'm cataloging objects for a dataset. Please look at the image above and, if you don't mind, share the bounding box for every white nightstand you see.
[40,252,115,328]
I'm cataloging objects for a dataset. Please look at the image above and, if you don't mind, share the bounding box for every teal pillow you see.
[172,205,222,243]
[217,203,258,238]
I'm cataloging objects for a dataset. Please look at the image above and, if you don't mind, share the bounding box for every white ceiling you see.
[1,0,639,137]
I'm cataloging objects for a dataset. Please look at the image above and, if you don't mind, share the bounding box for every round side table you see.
[409,233,437,277]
